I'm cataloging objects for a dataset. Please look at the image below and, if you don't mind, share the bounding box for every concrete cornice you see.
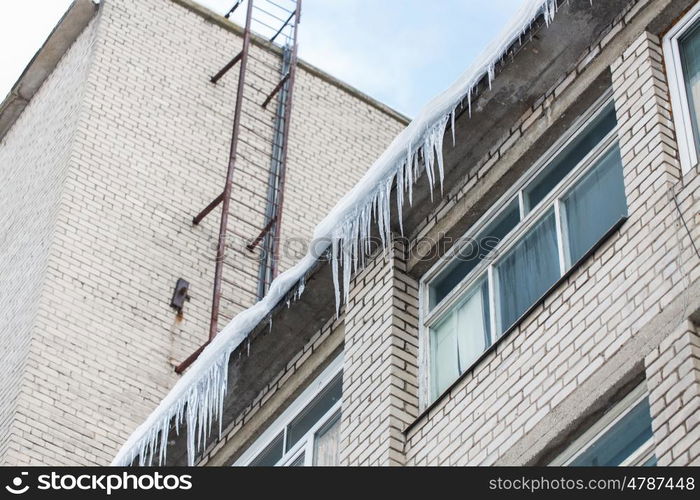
[0,0,99,142]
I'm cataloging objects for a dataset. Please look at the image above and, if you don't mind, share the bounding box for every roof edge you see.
[0,0,99,142]
[169,0,411,125]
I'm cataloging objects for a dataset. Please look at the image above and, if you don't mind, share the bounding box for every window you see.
[234,355,343,467]
[664,2,700,173]
[422,96,627,402]
[551,384,656,466]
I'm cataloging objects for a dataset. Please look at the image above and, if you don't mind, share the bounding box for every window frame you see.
[550,384,656,466]
[663,1,700,174]
[233,354,343,467]
[419,91,622,405]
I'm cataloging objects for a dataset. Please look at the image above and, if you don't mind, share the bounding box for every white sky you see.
[0,0,526,117]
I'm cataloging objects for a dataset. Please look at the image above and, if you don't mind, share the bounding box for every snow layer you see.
[112,0,561,466]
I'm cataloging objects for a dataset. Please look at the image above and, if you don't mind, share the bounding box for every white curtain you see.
[431,312,459,397]
[314,416,340,466]
[431,280,489,397]
[456,282,489,372]
[496,211,560,332]
[564,146,626,263]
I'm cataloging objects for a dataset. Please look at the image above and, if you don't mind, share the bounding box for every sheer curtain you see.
[431,280,490,398]
[564,146,626,263]
[496,211,560,332]
[431,313,459,397]
[456,281,490,372]
[314,415,340,466]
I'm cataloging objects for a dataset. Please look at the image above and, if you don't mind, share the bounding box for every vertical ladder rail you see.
[268,1,301,281]
[256,45,291,299]
[208,0,255,341]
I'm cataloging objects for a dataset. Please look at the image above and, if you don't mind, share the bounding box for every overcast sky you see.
[0,0,526,117]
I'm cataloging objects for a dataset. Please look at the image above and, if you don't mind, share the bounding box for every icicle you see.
[406,153,414,206]
[111,0,569,469]
[396,160,405,236]
[434,119,447,195]
[423,139,435,201]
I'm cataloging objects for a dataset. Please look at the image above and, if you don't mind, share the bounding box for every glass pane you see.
[455,279,491,372]
[570,397,654,466]
[431,279,490,399]
[564,145,626,264]
[525,103,617,211]
[287,375,342,450]
[430,197,520,308]
[289,453,305,466]
[314,414,341,466]
[681,21,700,153]
[430,312,459,397]
[496,210,560,333]
[249,432,284,467]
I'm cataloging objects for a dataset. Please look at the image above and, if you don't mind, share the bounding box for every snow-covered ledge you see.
[112,0,564,467]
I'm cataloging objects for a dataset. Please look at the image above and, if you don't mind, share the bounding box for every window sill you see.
[404,216,628,436]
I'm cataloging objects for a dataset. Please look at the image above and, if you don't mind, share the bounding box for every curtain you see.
[314,416,341,466]
[430,198,520,309]
[431,312,459,397]
[564,146,626,263]
[525,104,617,210]
[496,211,560,332]
[456,280,490,372]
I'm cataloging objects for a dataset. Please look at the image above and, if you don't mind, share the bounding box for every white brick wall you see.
[339,241,419,465]
[0,0,404,465]
[645,322,700,465]
[0,16,100,464]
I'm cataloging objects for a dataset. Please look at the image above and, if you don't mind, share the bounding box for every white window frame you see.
[233,354,343,466]
[663,1,700,174]
[419,91,622,406]
[550,384,656,466]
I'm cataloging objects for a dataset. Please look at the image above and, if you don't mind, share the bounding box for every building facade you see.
[0,0,407,466]
[138,0,697,467]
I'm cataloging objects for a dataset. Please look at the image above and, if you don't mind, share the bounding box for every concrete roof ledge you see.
[0,0,99,141]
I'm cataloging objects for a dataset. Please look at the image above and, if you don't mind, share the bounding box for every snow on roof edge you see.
[112,0,560,467]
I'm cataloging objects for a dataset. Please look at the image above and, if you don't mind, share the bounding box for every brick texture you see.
[339,241,420,466]
[0,17,100,465]
[645,322,700,466]
[0,0,404,465]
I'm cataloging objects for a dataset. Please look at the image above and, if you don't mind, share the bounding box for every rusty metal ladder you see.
[176,0,302,373]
